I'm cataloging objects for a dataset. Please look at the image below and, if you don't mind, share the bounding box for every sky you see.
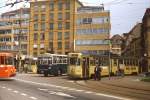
[0,0,150,36]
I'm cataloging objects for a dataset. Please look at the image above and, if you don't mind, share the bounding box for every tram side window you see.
[6,57,13,65]
[114,59,117,66]
[69,58,77,65]
[0,56,5,64]
[90,59,95,66]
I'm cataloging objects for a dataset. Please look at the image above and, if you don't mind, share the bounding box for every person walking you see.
[94,64,102,81]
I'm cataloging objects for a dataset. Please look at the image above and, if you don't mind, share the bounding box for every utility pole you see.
[18,8,23,73]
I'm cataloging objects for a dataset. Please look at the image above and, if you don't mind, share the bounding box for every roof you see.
[142,8,150,20]
[1,8,30,17]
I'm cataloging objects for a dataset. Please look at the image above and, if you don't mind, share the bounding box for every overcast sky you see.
[0,0,150,36]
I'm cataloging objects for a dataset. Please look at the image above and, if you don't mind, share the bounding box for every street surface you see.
[0,74,150,100]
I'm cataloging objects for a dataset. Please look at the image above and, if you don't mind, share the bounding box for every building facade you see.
[0,8,29,55]
[121,23,142,58]
[75,6,110,55]
[29,0,83,56]
[141,8,150,72]
[110,34,122,56]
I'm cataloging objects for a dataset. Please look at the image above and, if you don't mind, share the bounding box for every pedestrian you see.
[94,64,102,81]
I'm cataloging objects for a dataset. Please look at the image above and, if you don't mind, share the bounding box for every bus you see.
[68,52,139,79]
[37,53,68,77]
[0,52,16,78]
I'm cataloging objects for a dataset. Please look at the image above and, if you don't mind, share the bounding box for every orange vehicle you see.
[0,52,16,78]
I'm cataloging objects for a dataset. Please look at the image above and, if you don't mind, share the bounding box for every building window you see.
[58,42,62,49]
[58,22,62,30]
[58,2,63,10]
[65,2,70,10]
[40,33,45,41]
[50,2,54,11]
[58,32,62,40]
[41,4,46,11]
[49,32,53,40]
[34,5,38,12]
[75,40,108,45]
[49,42,53,49]
[58,13,62,20]
[65,42,69,49]
[41,23,45,31]
[34,15,38,21]
[64,32,69,39]
[65,22,70,29]
[50,13,54,20]
[34,23,38,31]
[65,12,70,20]
[33,52,37,57]
[83,18,92,24]
[49,23,54,30]
[41,14,45,21]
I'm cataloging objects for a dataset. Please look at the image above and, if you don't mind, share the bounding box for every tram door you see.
[82,57,89,79]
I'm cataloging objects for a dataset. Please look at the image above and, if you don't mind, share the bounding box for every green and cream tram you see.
[37,53,68,77]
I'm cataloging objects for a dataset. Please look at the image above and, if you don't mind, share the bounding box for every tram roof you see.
[38,53,68,57]
[0,52,14,57]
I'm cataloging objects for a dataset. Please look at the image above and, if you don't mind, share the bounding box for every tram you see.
[0,52,16,78]
[37,53,68,77]
[68,52,139,79]
[24,56,38,73]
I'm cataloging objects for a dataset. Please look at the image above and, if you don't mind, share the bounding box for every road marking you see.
[14,78,130,100]
[95,93,131,100]
[21,93,27,96]
[2,86,6,89]
[29,97,37,100]
[75,89,84,92]
[8,88,12,91]
[13,90,19,93]
[85,91,94,94]
[38,88,48,91]
[55,92,76,98]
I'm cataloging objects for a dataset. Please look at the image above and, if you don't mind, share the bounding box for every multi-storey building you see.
[121,23,142,58]
[141,8,150,72]
[0,8,30,55]
[110,34,122,56]
[29,0,83,56]
[29,0,110,56]
[75,6,110,55]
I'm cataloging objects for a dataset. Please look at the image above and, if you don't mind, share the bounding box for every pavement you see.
[87,76,150,91]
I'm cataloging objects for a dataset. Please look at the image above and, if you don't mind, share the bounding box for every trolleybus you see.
[37,53,68,77]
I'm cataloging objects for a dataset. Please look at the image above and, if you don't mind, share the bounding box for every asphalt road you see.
[0,76,122,100]
[0,74,149,100]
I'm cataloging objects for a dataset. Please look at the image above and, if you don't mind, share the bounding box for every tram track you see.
[73,80,150,100]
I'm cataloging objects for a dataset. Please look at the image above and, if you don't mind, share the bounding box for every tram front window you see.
[69,58,80,66]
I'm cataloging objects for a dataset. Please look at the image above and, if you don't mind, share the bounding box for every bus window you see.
[49,58,52,65]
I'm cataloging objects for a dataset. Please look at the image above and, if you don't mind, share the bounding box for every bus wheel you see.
[44,71,48,77]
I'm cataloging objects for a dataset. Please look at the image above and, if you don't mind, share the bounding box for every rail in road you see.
[73,79,150,100]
